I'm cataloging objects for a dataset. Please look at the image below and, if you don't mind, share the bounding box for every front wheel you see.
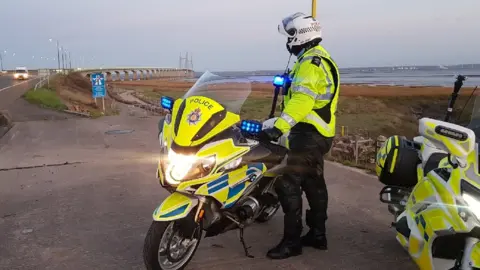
[143,220,202,270]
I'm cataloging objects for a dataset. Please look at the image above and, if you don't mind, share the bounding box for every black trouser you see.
[274,123,333,240]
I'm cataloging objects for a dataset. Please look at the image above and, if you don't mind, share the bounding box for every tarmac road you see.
[0,105,424,270]
[0,74,75,122]
[0,74,16,89]
[0,75,38,110]
[0,70,39,90]
[0,75,34,93]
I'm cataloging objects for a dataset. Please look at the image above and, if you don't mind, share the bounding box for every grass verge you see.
[23,88,68,111]
[24,73,121,118]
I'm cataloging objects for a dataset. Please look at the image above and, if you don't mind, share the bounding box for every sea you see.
[194,64,480,87]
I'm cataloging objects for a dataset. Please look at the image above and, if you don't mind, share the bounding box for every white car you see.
[14,67,29,80]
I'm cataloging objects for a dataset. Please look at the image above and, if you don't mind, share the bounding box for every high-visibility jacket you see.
[274,44,340,138]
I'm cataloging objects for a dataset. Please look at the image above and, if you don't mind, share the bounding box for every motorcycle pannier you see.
[375,135,420,187]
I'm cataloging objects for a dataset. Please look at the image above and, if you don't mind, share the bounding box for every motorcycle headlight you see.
[164,149,216,185]
[461,180,480,221]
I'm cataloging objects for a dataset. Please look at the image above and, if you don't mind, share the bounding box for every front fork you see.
[193,197,205,223]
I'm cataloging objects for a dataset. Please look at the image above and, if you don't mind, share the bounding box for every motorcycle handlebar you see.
[240,129,288,153]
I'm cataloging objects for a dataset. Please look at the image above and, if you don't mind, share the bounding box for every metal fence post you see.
[354,135,359,165]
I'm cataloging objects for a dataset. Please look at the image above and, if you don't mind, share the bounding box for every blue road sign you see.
[91,73,106,98]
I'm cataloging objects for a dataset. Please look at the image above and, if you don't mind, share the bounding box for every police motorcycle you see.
[143,71,291,270]
[376,75,480,270]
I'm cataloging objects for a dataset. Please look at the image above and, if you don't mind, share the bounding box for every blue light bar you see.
[273,75,285,87]
[240,120,262,134]
[160,96,174,110]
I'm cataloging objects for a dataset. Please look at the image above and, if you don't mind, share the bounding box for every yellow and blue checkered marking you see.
[207,174,229,194]
[224,201,236,208]
[198,163,267,209]
[157,204,189,218]
[223,163,264,208]
[224,182,247,208]
[227,181,246,199]
[415,214,429,242]
[207,163,264,195]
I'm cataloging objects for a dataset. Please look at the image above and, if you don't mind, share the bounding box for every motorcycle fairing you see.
[158,112,250,188]
[171,96,241,147]
[467,241,480,268]
[153,192,199,221]
[158,113,173,187]
[194,163,266,209]
[153,162,266,221]
[399,155,480,269]
[419,118,476,159]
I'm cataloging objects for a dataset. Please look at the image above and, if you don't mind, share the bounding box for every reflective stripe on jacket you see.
[274,44,340,138]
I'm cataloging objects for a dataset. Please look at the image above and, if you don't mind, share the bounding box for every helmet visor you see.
[278,12,305,37]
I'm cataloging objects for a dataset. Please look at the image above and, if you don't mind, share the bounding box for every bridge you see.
[1,67,195,82]
[80,67,194,81]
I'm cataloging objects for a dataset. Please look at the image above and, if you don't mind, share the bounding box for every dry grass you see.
[50,72,119,116]
[111,79,476,97]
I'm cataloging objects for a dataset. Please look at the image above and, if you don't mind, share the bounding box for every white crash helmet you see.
[278,12,322,51]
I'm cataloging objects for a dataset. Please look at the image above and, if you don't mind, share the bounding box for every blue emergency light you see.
[273,75,285,87]
[240,120,262,134]
[160,96,174,110]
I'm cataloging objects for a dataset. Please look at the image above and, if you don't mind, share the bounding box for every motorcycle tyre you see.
[143,220,202,270]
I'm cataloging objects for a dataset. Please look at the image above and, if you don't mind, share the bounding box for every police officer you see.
[258,12,340,260]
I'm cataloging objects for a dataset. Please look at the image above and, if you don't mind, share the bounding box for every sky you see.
[0,0,479,71]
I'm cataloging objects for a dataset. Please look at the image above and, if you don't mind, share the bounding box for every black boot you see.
[301,229,327,250]
[301,209,328,250]
[266,237,302,259]
[267,215,303,260]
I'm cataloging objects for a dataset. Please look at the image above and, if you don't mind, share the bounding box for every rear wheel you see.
[143,220,202,270]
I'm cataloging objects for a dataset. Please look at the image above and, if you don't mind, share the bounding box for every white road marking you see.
[0,78,36,93]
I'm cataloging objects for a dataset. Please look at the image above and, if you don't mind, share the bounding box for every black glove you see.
[258,127,283,142]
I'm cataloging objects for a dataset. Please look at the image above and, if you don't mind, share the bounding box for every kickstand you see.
[239,227,254,258]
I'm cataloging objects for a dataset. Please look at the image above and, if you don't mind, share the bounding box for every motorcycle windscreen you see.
[171,71,252,147]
